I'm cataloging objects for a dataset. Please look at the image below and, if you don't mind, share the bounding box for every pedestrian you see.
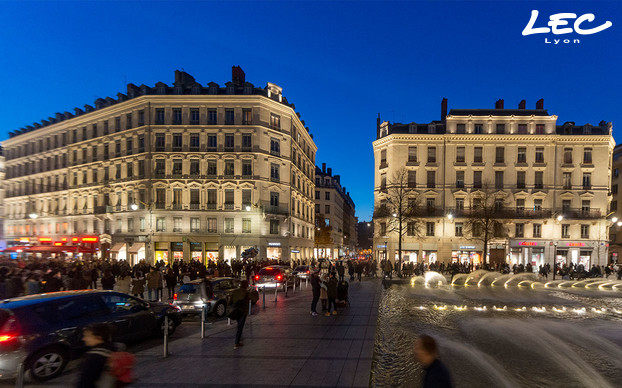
[131,272,146,299]
[165,268,177,299]
[75,323,113,388]
[229,280,250,349]
[337,261,345,282]
[320,275,328,311]
[414,335,453,388]
[310,270,321,316]
[101,270,116,290]
[324,272,338,316]
[146,267,160,301]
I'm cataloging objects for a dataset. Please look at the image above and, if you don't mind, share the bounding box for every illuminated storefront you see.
[190,242,203,262]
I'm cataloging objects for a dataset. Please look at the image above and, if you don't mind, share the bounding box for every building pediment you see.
[513,190,529,198]
[423,190,440,197]
[452,190,468,197]
[559,191,575,199]
[579,191,595,199]
[532,191,548,199]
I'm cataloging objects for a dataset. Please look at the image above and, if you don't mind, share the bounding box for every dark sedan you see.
[0,290,181,381]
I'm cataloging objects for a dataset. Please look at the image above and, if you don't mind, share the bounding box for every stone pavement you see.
[45,277,382,387]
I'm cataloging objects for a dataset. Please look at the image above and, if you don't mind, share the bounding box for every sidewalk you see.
[50,277,382,387]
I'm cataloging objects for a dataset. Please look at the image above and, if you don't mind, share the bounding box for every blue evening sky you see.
[1,1,620,221]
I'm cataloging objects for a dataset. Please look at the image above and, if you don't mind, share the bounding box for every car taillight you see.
[0,334,16,342]
[255,275,260,281]
[306,270,310,274]
[276,274,283,281]
[173,293,178,300]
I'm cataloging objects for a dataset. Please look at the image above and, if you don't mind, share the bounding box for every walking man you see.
[230,280,250,349]
[310,270,321,316]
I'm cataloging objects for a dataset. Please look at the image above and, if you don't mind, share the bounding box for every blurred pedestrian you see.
[324,272,338,316]
[75,323,113,388]
[310,270,321,316]
[230,280,250,349]
[414,335,453,388]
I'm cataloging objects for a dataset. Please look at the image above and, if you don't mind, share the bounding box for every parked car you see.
[293,265,314,280]
[173,277,259,318]
[253,266,300,290]
[0,290,181,382]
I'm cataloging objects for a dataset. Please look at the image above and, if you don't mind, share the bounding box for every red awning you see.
[2,246,28,252]
[27,246,77,253]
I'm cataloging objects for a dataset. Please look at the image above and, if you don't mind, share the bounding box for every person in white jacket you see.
[116,272,132,294]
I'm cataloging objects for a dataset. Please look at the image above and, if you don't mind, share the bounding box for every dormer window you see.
[456,124,465,134]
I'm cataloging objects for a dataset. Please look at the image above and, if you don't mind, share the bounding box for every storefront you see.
[562,243,593,267]
[154,242,169,264]
[190,242,202,262]
[267,242,282,260]
[205,250,219,263]
[451,245,482,264]
[223,246,237,263]
[422,250,437,264]
[128,242,145,265]
[510,240,545,267]
[171,242,183,262]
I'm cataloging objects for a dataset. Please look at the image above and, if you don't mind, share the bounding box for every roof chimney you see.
[322,163,326,173]
[441,98,448,121]
[495,99,504,109]
[327,168,332,176]
[518,100,526,109]
[536,98,544,109]
[377,113,381,138]
[232,66,245,85]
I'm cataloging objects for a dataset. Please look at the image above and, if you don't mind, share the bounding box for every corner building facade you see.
[373,99,615,268]
[3,67,317,264]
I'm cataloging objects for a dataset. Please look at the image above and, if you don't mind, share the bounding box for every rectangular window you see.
[270,219,279,234]
[427,147,436,163]
[564,148,573,164]
[190,109,200,124]
[427,171,435,188]
[190,189,200,208]
[155,134,165,152]
[517,147,526,163]
[534,199,542,211]
[495,171,504,189]
[172,159,182,176]
[495,147,504,163]
[242,160,252,177]
[225,218,234,233]
[115,117,121,132]
[207,218,217,233]
[225,109,234,125]
[380,222,387,236]
[156,217,166,232]
[242,218,251,233]
[582,200,590,213]
[173,217,182,232]
[456,198,464,210]
[533,223,541,238]
[456,147,465,163]
[126,113,132,130]
[613,184,618,195]
[207,135,217,150]
[496,124,505,134]
[189,134,200,151]
[270,113,281,130]
[535,124,545,134]
[581,224,589,239]
[515,223,524,237]
[408,170,416,188]
[270,192,279,207]
[455,222,463,237]
[190,217,200,232]
[583,148,592,164]
[138,110,145,126]
[562,200,571,212]
[516,199,525,214]
[534,171,543,189]
[172,134,183,151]
[473,147,483,163]
[325,205,330,214]
[242,134,252,151]
[517,124,527,134]
[562,224,570,239]
[426,222,435,236]
[173,108,182,125]
[139,218,145,232]
[243,109,252,125]
[456,123,466,134]
[535,147,544,163]
[582,173,591,189]
[156,109,165,125]
[474,124,483,134]
[456,171,464,188]
[517,171,526,189]
[270,138,280,156]
[242,189,251,207]
[563,172,572,189]
[271,163,280,182]
[224,189,234,209]
[126,138,133,156]
[190,159,200,176]
[408,147,417,162]
[208,110,217,125]
[224,134,234,151]
[473,171,482,188]
[224,160,235,177]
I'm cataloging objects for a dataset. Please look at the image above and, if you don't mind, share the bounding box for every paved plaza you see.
[12,277,381,388]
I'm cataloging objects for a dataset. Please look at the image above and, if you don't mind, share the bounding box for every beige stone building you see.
[314,164,357,259]
[373,99,615,268]
[2,67,317,264]
[608,144,622,262]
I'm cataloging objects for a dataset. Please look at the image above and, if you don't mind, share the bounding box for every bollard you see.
[248,299,252,316]
[293,279,296,293]
[263,285,266,310]
[163,315,169,358]
[228,318,231,325]
[274,283,278,302]
[15,362,24,388]
[285,282,288,298]
[306,277,308,288]
[201,306,206,339]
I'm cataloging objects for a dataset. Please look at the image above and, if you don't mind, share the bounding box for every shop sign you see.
[518,241,538,246]
[268,242,281,247]
[291,249,300,253]
[566,242,586,247]
[460,246,476,250]
[376,244,387,248]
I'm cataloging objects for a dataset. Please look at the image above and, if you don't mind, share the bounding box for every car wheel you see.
[29,347,68,382]
[159,315,177,336]
[214,301,226,318]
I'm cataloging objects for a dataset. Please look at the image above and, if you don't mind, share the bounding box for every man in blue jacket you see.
[414,335,453,388]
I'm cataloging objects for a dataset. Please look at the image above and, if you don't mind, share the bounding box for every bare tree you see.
[462,184,508,265]
[315,216,333,259]
[373,168,424,276]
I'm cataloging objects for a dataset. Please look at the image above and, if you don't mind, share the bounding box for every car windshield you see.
[179,284,198,294]
[258,268,280,276]
[294,266,308,272]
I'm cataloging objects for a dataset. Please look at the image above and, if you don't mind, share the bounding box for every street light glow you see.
[29,213,38,219]
[613,217,619,223]
[557,215,563,221]
[392,213,397,217]
[245,205,251,211]
[617,221,622,227]
[130,203,139,211]
[447,214,453,220]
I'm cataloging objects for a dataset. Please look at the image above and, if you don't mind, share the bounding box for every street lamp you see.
[613,217,619,224]
[447,213,453,220]
[557,215,563,222]
[130,203,139,211]
[131,201,153,264]
[29,213,38,219]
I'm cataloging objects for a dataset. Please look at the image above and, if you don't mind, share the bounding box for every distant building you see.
[314,163,357,259]
[373,98,615,268]
[3,67,317,264]
[609,144,622,262]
